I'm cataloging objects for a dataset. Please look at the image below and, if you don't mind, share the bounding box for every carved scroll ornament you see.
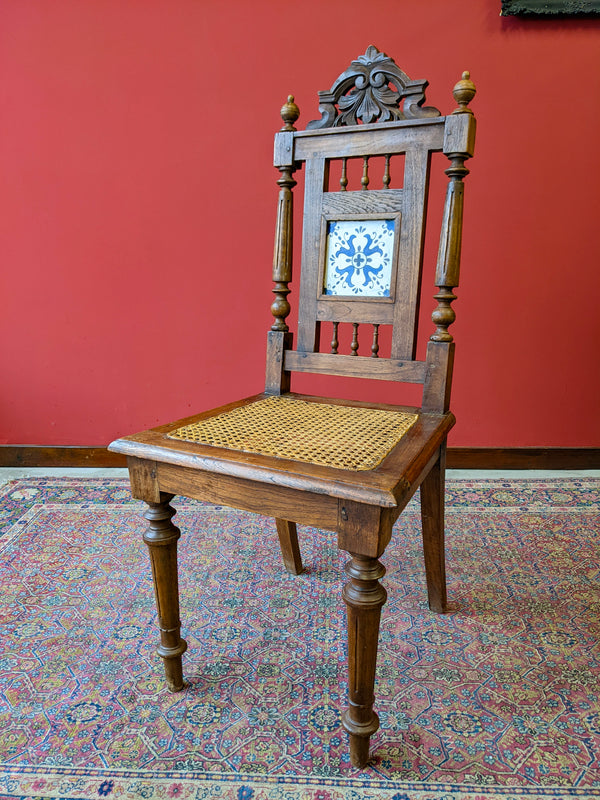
[307,45,440,129]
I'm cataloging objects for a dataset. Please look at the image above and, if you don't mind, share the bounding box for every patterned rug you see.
[0,476,598,800]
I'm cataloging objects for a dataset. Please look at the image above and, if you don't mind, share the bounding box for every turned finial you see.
[280,95,300,131]
[452,71,476,114]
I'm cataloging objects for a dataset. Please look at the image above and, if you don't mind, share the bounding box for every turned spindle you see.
[340,158,348,192]
[431,72,476,342]
[271,96,300,332]
[361,157,370,191]
[383,156,391,189]
[371,324,380,358]
[331,321,339,354]
[351,323,359,356]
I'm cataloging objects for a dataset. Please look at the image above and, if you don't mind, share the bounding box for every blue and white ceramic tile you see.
[324,219,395,297]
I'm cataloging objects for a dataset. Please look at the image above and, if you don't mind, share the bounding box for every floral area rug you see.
[0,476,598,800]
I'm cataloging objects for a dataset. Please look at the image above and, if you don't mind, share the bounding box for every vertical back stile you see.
[390,145,432,360]
[297,157,330,354]
[265,97,300,394]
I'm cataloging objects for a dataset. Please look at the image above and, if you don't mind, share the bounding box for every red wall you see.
[1,1,599,447]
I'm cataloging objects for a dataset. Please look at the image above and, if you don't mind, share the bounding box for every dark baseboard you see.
[0,446,127,468]
[447,448,600,470]
[1,445,599,471]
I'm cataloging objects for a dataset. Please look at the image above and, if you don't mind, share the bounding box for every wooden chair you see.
[109,46,476,769]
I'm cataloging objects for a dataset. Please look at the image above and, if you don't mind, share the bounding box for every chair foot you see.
[433,600,459,615]
[343,708,378,767]
[158,641,187,692]
[345,720,375,768]
[342,553,387,769]
[420,446,449,613]
[143,493,188,691]
[275,518,303,574]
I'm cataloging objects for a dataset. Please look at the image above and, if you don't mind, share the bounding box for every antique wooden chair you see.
[109,46,476,768]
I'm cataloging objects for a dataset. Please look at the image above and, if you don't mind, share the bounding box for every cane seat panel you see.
[167,395,418,471]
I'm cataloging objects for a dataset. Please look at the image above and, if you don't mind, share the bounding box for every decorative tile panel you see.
[324,219,396,297]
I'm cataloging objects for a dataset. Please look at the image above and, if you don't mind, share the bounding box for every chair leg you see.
[420,445,450,613]
[275,518,303,575]
[143,493,188,691]
[342,554,387,768]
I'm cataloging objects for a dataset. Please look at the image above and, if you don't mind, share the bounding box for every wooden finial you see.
[280,94,300,131]
[452,71,476,114]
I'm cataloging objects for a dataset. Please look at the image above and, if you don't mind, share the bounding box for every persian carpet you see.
[0,476,598,800]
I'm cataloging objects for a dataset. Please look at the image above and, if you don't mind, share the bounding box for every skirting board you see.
[1,445,599,470]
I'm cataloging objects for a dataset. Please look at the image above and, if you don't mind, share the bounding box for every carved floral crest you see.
[307,45,440,129]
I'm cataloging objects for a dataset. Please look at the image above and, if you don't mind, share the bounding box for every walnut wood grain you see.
[321,188,403,215]
[336,500,395,559]
[391,145,431,360]
[315,299,395,325]
[265,330,293,394]
[284,352,427,382]
[296,155,329,354]
[293,120,444,162]
[422,341,455,413]
[127,456,161,502]
[156,461,340,530]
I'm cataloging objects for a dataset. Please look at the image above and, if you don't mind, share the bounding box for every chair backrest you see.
[265,46,476,414]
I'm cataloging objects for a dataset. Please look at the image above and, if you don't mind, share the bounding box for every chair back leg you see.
[275,518,304,574]
[420,445,450,613]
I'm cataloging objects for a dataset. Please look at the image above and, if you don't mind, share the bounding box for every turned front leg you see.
[143,493,188,691]
[342,554,387,768]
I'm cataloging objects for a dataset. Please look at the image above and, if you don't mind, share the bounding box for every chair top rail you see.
[289,122,445,162]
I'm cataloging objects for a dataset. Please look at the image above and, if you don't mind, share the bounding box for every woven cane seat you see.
[167,395,418,472]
